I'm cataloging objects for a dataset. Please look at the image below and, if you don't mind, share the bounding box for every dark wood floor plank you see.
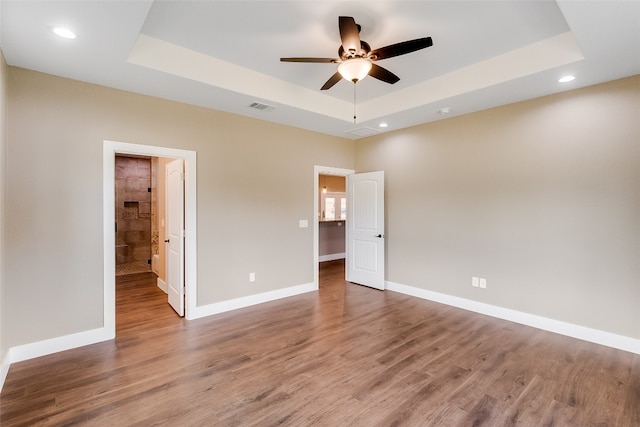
[1,259,638,426]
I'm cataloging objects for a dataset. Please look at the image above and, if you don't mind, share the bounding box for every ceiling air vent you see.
[345,127,381,137]
[249,102,276,112]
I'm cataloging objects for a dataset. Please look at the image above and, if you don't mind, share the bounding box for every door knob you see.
[164,239,170,243]
[375,234,384,238]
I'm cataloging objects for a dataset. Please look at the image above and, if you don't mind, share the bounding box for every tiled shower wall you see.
[115,156,151,268]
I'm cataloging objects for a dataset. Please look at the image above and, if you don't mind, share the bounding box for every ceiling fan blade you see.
[368,63,400,84]
[321,71,343,90]
[280,57,338,63]
[369,37,433,61]
[338,16,361,57]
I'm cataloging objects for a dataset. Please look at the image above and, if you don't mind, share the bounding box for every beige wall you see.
[5,67,354,347]
[0,50,7,361]
[356,75,640,339]
[3,63,638,351]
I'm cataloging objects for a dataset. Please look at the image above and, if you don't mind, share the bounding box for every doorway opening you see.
[313,166,354,289]
[114,155,179,319]
[115,155,153,277]
[104,141,198,339]
[318,173,347,289]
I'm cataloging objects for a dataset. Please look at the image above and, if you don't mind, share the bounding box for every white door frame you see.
[103,140,198,338]
[313,165,355,289]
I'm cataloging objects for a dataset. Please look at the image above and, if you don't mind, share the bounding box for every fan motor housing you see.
[339,41,371,60]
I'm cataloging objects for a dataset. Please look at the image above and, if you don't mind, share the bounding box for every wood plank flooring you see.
[1,260,639,426]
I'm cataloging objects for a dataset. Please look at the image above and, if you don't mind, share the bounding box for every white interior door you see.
[346,171,385,290]
[166,159,185,316]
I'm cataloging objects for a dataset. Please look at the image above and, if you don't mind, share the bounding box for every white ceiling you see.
[1,1,639,139]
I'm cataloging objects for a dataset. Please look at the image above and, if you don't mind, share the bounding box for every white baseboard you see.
[386,281,640,355]
[319,253,346,262]
[9,327,114,365]
[189,282,317,320]
[0,349,10,393]
[0,326,113,392]
[157,277,167,294]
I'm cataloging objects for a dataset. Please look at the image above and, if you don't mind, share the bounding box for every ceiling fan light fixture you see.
[338,58,372,83]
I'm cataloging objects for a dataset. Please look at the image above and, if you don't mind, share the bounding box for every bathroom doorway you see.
[115,155,153,276]
[114,156,175,285]
[114,154,186,315]
[104,140,197,337]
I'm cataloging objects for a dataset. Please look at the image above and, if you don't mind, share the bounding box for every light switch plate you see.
[299,220,309,228]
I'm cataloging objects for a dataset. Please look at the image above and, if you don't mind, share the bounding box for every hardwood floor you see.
[1,260,639,426]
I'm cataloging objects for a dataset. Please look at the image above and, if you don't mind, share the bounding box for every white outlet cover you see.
[479,278,487,288]
[249,272,256,282]
[472,277,479,287]
[299,219,309,228]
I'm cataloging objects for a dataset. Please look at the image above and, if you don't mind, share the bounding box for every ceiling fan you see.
[281,16,433,90]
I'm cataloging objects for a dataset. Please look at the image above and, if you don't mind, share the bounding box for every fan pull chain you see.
[353,82,357,123]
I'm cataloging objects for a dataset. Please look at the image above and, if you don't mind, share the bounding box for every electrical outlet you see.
[479,278,487,289]
[249,272,256,282]
[472,277,479,287]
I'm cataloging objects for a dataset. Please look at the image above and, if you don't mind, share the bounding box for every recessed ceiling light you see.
[378,122,388,128]
[438,107,451,115]
[53,27,76,39]
[558,75,575,83]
